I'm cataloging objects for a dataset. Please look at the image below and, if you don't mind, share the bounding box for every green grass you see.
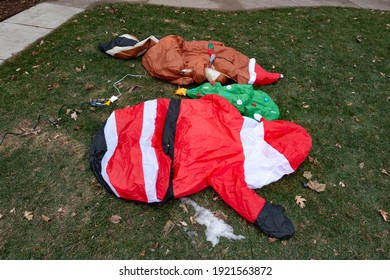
[0,4,389,260]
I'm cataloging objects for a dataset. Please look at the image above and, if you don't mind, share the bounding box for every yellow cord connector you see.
[175,88,187,96]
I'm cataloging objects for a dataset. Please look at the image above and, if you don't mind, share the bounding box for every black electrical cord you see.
[0,101,111,147]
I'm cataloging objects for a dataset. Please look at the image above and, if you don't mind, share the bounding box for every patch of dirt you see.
[0,0,47,22]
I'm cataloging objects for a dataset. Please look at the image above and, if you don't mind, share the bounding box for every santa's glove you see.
[254,202,295,240]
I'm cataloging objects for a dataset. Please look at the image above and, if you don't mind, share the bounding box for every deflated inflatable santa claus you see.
[99,34,283,86]
[90,95,312,240]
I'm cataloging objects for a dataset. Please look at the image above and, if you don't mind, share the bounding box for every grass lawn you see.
[0,3,389,260]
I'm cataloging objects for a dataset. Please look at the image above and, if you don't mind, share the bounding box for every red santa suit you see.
[90,95,312,239]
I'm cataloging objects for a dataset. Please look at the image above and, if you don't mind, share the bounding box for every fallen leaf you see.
[179,221,188,227]
[84,82,95,90]
[163,220,175,237]
[268,237,278,244]
[335,143,342,148]
[24,211,33,221]
[190,216,196,225]
[295,195,306,208]
[10,208,16,214]
[378,209,388,221]
[380,168,389,176]
[71,212,77,217]
[128,85,142,93]
[307,180,326,192]
[19,127,41,137]
[282,240,288,246]
[57,207,65,213]
[179,202,188,213]
[213,210,228,221]
[0,213,3,219]
[359,162,365,169]
[303,171,312,180]
[338,181,346,188]
[139,249,146,257]
[41,215,51,222]
[308,156,320,165]
[109,215,122,224]
[47,83,60,91]
[71,111,78,121]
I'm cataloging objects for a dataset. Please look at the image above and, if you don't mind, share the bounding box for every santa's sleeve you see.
[207,167,295,240]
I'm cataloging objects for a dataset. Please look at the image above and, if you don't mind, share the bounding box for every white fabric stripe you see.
[106,36,160,57]
[120,34,138,41]
[240,117,294,189]
[140,100,161,203]
[248,58,256,85]
[101,112,120,197]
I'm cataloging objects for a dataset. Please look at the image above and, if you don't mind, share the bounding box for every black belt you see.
[161,98,182,202]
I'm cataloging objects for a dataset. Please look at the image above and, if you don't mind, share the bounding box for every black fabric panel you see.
[254,202,295,240]
[99,36,139,53]
[89,120,115,196]
[161,98,182,202]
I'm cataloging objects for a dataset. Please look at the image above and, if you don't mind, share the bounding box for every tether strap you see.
[162,98,181,202]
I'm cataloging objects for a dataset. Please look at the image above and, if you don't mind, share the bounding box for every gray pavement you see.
[1,0,389,64]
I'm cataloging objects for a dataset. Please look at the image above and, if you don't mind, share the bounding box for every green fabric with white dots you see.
[186,82,280,121]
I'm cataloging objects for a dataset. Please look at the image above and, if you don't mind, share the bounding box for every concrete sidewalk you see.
[1,0,389,64]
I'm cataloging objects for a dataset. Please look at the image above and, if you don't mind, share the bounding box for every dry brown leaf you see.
[303,171,312,180]
[24,211,33,221]
[139,249,146,257]
[128,85,142,93]
[84,82,95,91]
[47,83,60,91]
[307,180,326,192]
[178,202,188,213]
[71,111,78,121]
[378,209,388,221]
[57,207,65,213]
[268,237,278,244]
[380,168,389,176]
[163,220,175,237]
[0,213,3,219]
[295,195,306,208]
[213,210,228,222]
[308,156,320,165]
[179,221,188,227]
[10,208,16,214]
[19,127,41,137]
[359,162,365,169]
[282,240,288,246]
[190,216,196,225]
[41,215,51,222]
[109,215,122,224]
[335,143,342,148]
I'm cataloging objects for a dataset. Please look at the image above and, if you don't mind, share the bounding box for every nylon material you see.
[248,58,256,85]
[263,120,312,171]
[101,113,120,197]
[208,168,265,223]
[107,105,148,202]
[140,100,161,203]
[108,36,159,57]
[241,118,294,189]
[153,99,171,200]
